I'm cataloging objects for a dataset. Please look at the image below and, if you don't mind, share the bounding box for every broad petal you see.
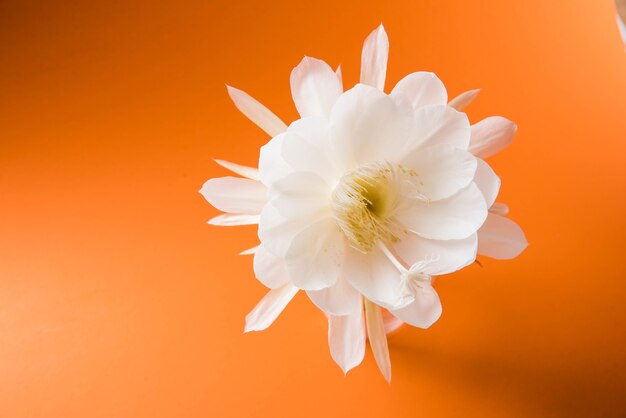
[271,171,332,219]
[474,158,501,208]
[393,232,477,275]
[448,89,480,111]
[214,159,260,181]
[391,72,447,109]
[390,284,442,329]
[364,299,391,382]
[360,24,389,91]
[469,116,517,159]
[208,213,260,226]
[291,57,343,118]
[199,177,266,214]
[244,283,298,332]
[253,245,291,289]
[396,182,487,240]
[307,274,361,316]
[401,144,477,201]
[258,132,296,188]
[405,104,471,154]
[285,218,344,291]
[226,85,288,137]
[328,305,366,374]
[478,214,528,259]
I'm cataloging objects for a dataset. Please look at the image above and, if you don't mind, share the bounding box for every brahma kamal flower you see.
[200,24,526,381]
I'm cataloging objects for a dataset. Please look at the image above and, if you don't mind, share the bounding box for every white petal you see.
[391,72,448,108]
[226,85,288,137]
[405,104,471,153]
[360,24,389,91]
[478,214,528,260]
[397,182,487,240]
[330,84,413,169]
[335,65,343,87]
[468,116,517,159]
[214,159,260,181]
[208,213,260,226]
[448,89,480,111]
[390,284,442,329]
[290,57,343,118]
[489,202,509,216]
[244,283,298,332]
[239,245,259,255]
[307,274,361,316]
[382,310,404,334]
[328,305,366,374]
[285,218,344,291]
[271,171,332,219]
[401,144,477,201]
[258,132,295,187]
[344,247,414,310]
[364,299,391,382]
[199,177,266,214]
[393,232,477,275]
[473,158,501,208]
[253,245,291,289]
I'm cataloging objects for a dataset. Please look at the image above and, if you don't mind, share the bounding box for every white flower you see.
[200,24,525,381]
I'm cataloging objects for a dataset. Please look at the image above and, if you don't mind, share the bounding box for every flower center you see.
[331,162,401,253]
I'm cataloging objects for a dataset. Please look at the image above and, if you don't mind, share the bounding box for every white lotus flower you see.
[200,24,526,381]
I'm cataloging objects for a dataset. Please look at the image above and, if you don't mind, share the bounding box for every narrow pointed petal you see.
[290,56,343,118]
[382,310,404,334]
[360,24,389,91]
[226,85,288,137]
[391,72,448,108]
[478,214,528,260]
[364,299,391,382]
[328,304,366,374]
[473,158,501,208]
[244,283,298,332]
[448,89,480,111]
[335,65,343,87]
[214,159,260,180]
[239,245,259,255]
[469,116,517,159]
[199,177,266,214]
[208,213,260,226]
[390,284,442,329]
[489,202,509,216]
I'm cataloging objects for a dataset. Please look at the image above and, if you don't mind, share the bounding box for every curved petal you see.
[396,182,487,240]
[405,104,471,154]
[469,116,517,159]
[393,232,477,275]
[391,72,448,109]
[290,56,343,118]
[448,89,480,111]
[328,305,365,374]
[271,171,332,219]
[199,177,266,214]
[478,214,528,259]
[474,158,501,207]
[258,132,297,188]
[401,144,478,201]
[330,84,413,170]
[244,283,298,332]
[307,274,361,316]
[360,24,389,91]
[390,283,441,329]
[284,218,344,291]
[214,159,260,181]
[208,213,259,226]
[364,299,391,382]
[226,85,288,137]
[253,245,291,289]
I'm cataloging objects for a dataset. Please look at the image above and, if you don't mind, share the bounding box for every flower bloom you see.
[201,24,527,380]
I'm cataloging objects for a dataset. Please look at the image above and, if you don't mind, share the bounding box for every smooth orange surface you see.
[1,1,626,417]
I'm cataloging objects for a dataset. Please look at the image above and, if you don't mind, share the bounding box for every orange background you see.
[1,0,626,417]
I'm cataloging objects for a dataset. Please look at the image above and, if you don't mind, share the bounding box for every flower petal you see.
[448,89,480,111]
[253,245,291,289]
[405,104,471,153]
[469,116,517,159]
[489,202,509,216]
[208,213,260,226]
[199,177,266,214]
[290,57,343,118]
[478,214,528,259]
[473,158,501,208]
[391,72,448,108]
[226,85,288,137]
[307,274,361,316]
[396,182,487,240]
[271,171,332,219]
[390,283,442,329]
[401,144,477,201]
[393,232,477,275]
[244,282,298,332]
[364,299,391,382]
[214,159,260,181]
[328,305,366,374]
[285,218,344,291]
[239,245,259,255]
[360,24,389,91]
[258,132,295,187]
